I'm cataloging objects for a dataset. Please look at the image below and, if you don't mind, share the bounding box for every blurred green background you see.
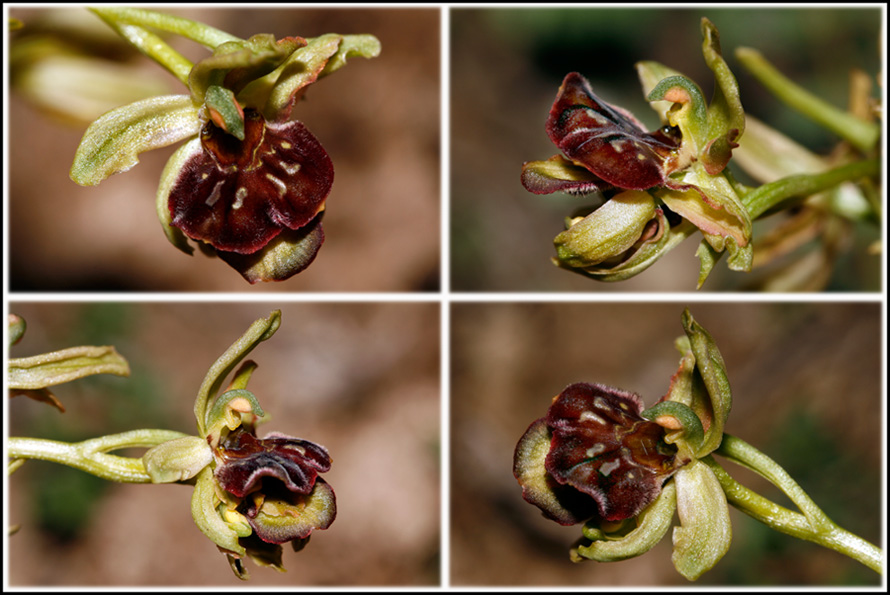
[450,301,882,586]
[450,7,882,292]
[8,302,440,587]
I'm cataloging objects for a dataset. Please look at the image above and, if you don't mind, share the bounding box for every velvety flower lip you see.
[543,382,683,522]
[239,478,336,544]
[168,108,333,254]
[214,428,332,498]
[545,72,682,192]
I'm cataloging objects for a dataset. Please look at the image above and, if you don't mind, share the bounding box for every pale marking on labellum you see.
[280,161,302,176]
[610,140,626,153]
[205,180,224,207]
[599,459,621,477]
[586,443,607,458]
[580,410,606,425]
[593,396,611,411]
[233,187,248,210]
[280,140,293,150]
[581,108,611,127]
[266,173,287,197]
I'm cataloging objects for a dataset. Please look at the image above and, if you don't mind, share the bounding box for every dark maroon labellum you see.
[547,72,681,191]
[169,108,333,254]
[545,382,681,521]
[214,429,332,498]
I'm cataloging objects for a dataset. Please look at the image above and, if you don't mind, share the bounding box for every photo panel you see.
[450,7,882,292]
[8,302,440,586]
[9,6,440,292]
[450,301,881,586]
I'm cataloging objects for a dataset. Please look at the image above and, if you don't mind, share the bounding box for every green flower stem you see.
[735,48,879,153]
[707,434,881,573]
[8,429,189,483]
[742,158,880,220]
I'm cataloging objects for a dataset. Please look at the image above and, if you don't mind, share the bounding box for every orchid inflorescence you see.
[8,311,335,580]
[521,18,880,289]
[67,8,380,283]
[513,308,882,580]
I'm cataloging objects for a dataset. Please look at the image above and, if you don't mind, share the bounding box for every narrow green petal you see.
[672,461,732,581]
[70,94,201,186]
[261,33,342,121]
[194,311,281,437]
[318,33,381,78]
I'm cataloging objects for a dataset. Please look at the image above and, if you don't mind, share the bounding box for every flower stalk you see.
[709,435,882,574]
[735,47,879,153]
[7,430,188,483]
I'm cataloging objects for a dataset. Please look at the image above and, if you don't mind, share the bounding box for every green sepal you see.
[572,480,677,562]
[558,210,690,283]
[242,33,380,122]
[659,165,752,252]
[70,94,201,186]
[190,466,246,557]
[142,435,213,483]
[699,18,745,175]
[553,190,657,268]
[194,311,281,437]
[672,460,732,581]
[8,345,130,389]
[681,309,731,457]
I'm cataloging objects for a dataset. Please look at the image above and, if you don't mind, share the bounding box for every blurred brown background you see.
[450,7,882,292]
[8,302,440,586]
[451,302,881,586]
[9,7,440,292]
